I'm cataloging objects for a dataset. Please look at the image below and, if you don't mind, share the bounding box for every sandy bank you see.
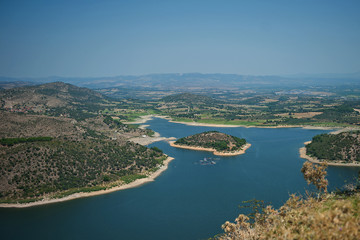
[124,115,175,145]
[129,124,176,146]
[126,115,243,128]
[170,121,241,128]
[130,134,177,146]
[123,115,155,124]
[299,142,360,167]
[328,127,360,135]
[169,118,360,132]
[124,115,171,125]
[172,121,344,130]
[169,141,251,156]
[0,156,174,208]
[126,114,359,131]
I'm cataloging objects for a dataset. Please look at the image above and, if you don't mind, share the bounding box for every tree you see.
[301,161,328,198]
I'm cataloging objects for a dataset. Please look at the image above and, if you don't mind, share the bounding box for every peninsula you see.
[0,82,174,207]
[170,131,250,156]
[300,131,360,167]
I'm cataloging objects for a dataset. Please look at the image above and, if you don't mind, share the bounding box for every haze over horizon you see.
[1,0,359,78]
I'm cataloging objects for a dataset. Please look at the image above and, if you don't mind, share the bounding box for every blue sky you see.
[0,0,359,77]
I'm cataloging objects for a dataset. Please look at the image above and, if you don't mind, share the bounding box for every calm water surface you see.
[1,118,359,240]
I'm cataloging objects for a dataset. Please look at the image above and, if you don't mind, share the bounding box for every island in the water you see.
[300,131,360,166]
[170,131,251,156]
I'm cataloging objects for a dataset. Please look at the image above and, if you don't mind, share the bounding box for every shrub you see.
[301,161,328,196]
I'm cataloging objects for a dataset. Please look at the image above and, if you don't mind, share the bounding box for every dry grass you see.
[275,112,323,119]
[301,162,328,194]
[292,112,323,119]
[218,193,360,240]
[260,99,279,104]
[217,162,360,240]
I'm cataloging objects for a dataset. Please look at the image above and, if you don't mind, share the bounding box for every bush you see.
[150,146,163,153]
[0,137,53,146]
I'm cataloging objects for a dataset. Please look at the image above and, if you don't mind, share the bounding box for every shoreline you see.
[126,114,354,131]
[123,115,156,124]
[129,130,176,146]
[0,156,174,208]
[299,142,360,167]
[169,141,251,156]
[126,115,176,146]
[170,121,347,130]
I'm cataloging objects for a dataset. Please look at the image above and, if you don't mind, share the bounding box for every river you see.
[0,117,359,240]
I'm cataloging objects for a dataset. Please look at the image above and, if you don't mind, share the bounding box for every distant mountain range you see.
[282,71,360,79]
[1,72,359,91]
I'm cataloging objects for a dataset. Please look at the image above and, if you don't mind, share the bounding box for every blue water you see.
[1,118,359,240]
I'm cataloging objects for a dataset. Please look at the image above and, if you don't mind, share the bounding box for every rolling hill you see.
[0,82,111,120]
[0,83,166,203]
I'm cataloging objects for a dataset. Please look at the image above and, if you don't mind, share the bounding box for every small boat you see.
[199,157,216,165]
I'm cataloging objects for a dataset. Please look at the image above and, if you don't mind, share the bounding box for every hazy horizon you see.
[1,71,360,81]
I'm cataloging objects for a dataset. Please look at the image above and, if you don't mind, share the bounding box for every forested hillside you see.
[0,83,166,203]
[175,131,246,152]
[0,139,164,201]
[306,131,360,163]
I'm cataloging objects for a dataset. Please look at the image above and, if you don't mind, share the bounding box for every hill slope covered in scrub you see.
[306,131,360,163]
[0,82,111,120]
[216,162,360,240]
[0,83,165,203]
[216,192,360,240]
[0,112,165,203]
[0,139,164,201]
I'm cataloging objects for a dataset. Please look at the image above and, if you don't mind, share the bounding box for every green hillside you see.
[306,131,360,163]
[175,131,246,152]
[0,83,167,203]
[0,139,164,202]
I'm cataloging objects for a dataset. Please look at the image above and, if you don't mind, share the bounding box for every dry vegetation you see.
[0,139,164,200]
[0,83,165,203]
[219,193,360,240]
[216,162,360,240]
[0,112,150,142]
[0,112,162,202]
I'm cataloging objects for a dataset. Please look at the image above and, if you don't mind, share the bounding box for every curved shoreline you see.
[169,120,351,131]
[0,156,174,208]
[124,115,176,146]
[169,141,251,156]
[126,114,357,131]
[299,142,360,167]
[129,130,176,146]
